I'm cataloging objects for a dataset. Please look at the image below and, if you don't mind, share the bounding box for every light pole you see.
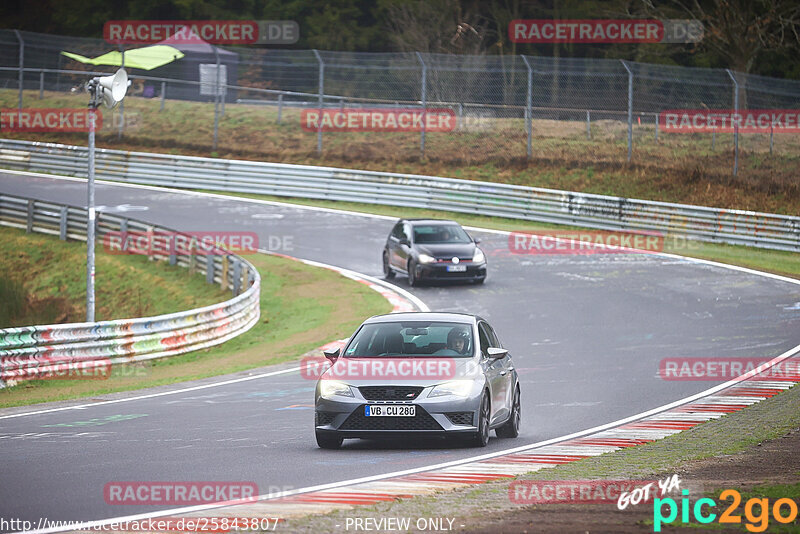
[85,68,128,322]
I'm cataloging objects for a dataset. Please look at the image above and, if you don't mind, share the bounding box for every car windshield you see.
[413,225,471,244]
[343,321,474,358]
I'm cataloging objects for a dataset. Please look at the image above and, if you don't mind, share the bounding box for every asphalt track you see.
[1,171,799,527]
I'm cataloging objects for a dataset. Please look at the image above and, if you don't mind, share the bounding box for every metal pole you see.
[654,113,659,142]
[522,55,533,158]
[160,81,166,111]
[277,93,283,124]
[726,69,739,176]
[118,46,125,139]
[39,70,44,99]
[621,60,633,162]
[416,52,427,158]
[213,47,221,151]
[86,91,98,322]
[586,110,591,140]
[770,125,773,155]
[312,49,324,154]
[712,128,716,150]
[14,30,23,111]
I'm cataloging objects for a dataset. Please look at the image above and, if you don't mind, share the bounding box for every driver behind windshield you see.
[434,327,471,356]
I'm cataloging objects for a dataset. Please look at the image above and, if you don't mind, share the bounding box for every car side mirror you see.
[487,347,508,359]
[399,238,410,246]
[323,347,340,363]
[473,237,481,245]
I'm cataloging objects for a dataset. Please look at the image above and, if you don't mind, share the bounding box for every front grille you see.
[445,412,474,426]
[315,411,336,426]
[339,405,443,431]
[359,386,423,401]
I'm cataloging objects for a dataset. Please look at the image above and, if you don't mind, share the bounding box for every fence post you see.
[118,46,125,139]
[26,200,34,233]
[416,52,427,158]
[521,55,533,159]
[39,70,44,99]
[220,256,229,292]
[586,110,591,140]
[206,256,215,284]
[457,102,463,130]
[726,69,739,176]
[232,259,242,295]
[213,47,221,151]
[621,60,633,162]
[770,124,773,155]
[14,30,23,111]
[160,81,166,111]
[312,49,324,154]
[654,113,659,142]
[59,206,68,240]
[277,93,283,124]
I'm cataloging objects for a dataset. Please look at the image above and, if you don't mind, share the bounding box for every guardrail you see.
[0,138,798,252]
[0,192,260,388]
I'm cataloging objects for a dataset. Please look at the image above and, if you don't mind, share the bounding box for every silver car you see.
[314,312,520,449]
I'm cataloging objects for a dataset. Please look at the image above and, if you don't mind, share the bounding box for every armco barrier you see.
[0,192,260,388]
[0,139,798,251]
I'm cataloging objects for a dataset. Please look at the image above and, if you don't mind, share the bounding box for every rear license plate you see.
[447,265,467,272]
[365,405,415,417]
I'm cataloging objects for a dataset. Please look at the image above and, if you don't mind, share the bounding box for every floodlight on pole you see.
[85,67,128,322]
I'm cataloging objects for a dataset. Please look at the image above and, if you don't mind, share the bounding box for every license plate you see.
[447,265,467,272]
[365,405,415,417]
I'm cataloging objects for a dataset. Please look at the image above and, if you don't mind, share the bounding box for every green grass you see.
[0,230,391,408]
[2,88,799,216]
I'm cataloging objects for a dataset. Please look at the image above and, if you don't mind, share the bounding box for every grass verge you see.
[0,230,391,408]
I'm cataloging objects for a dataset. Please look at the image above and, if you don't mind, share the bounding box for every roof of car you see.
[402,219,461,226]
[363,312,480,324]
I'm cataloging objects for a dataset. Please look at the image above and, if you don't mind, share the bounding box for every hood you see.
[320,356,483,388]
[416,242,476,260]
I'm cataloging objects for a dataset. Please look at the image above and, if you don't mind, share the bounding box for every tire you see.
[316,431,343,449]
[383,251,395,279]
[407,259,419,287]
[470,393,490,447]
[496,387,520,438]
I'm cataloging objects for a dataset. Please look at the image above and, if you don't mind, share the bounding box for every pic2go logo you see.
[654,489,799,532]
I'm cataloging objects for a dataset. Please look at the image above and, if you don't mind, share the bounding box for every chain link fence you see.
[1,30,800,178]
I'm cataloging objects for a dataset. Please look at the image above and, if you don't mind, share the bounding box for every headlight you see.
[472,248,485,263]
[428,380,473,398]
[319,380,354,398]
[418,253,435,264]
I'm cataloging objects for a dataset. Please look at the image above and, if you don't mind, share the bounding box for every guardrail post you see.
[654,113,659,143]
[169,249,177,266]
[59,206,68,240]
[726,69,739,176]
[457,102,463,130]
[277,93,283,124]
[712,128,716,150]
[586,110,591,140]
[621,60,633,162]
[160,81,166,111]
[232,258,242,295]
[416,52,427,158]
[769,124,773,155]
[213,47,221,151]
[220,255,229,291]
[206,256,215,284]
[146,226,155,261]
[312,49,324,154]
[26,200,34,233]
[522,55,533,159]
[39,70,44,99]
[241,263,250,291]
[14,30,24,111]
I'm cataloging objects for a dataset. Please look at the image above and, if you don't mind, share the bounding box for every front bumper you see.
[315,386,481,439]
[414,262,487,282]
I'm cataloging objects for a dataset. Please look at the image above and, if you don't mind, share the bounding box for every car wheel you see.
[470,393,490,447]
[316,431,343,449]
[383,251,395,279]
[407,259,419,287]
[496,387,520,438]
